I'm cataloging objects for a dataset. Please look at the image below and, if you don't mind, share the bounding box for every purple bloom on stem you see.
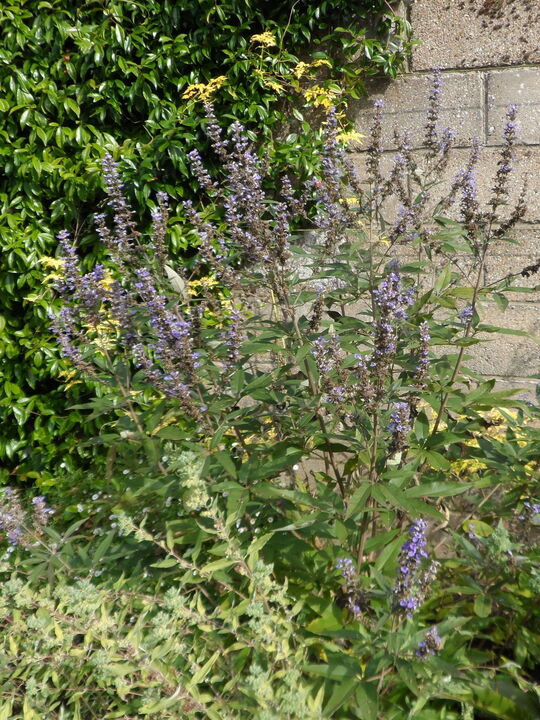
[32,495,54,526]
[55,230,80,294]
[458,304,474,325]
[336,558,363,620]
[489,104,519,217]
[223,309,244,370]
[312,335,341,375]
[369,264,414,393]
[518,500,540,523]
[388,401,411,451]
[416,626,442,659]
[425,67,442,155]
[392,519,438,617]
[0,488,53,547]
[336,557,356,583]
[149,191,169,267]
[415,321,431,388]
[367,100,384,185]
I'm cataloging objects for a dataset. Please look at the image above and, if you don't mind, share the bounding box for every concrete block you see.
[410,0,540,71]
[487,67,540,145]
[465,302,539,377]
[352,72,483,150]
[485,253,540,302]
[489,224,540,257]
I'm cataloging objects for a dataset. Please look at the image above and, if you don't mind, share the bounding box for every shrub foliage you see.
[0,79,538,719]
[0,0,409,480]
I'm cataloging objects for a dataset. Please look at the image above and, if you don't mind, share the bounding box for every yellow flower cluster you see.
[336,129,365,146]
[253,69,283,93]
[293,58,331,79]
[39,255,65,286]
[182,76,227,102]
[250,31,277,48]
[187,275,220,296]
[302,84,339,110]
[57,368,82,390]
[187,275,237,327]
[242,418,277,459]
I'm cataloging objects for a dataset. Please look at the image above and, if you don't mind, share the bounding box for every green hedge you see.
[0,0,409,483]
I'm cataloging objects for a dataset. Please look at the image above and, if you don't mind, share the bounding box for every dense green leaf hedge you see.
[0,0,409,482]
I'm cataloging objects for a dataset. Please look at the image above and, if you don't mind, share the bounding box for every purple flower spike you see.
[458,304,474,325]
[369,264,414,393]
[388,401,411,452]
[336,558,364,620]
[416,626,442,659]
[392,519,439,617]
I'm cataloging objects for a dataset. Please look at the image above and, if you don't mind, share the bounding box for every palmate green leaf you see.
[395,659,421,695]
[150,557,178,569]
[364,528,400,553]
[323,676,357,716]
[492,291,510,310]
[304,652,359,681]
[240,341,286,355]
[414,410,430,441]
[213,449,237,478]
[242,372,276,394]
[189,650,221,687]
[138,694,187,715]
[155,426,187,440]
[230,368,245,396]
[239,445,305,483]
[344,483,371,520]
[252,481,334,512]
[373,533,405,572]
[473,595,492,618]
[200,558,237,574]
[439,681,540,720]
[372,484,444,519]
[354,681,378,720]
[305,604,345,635]
[416,449,451,470]
[434,264,453,293]
[405,481,472,499]
[477,324,532,337]
[246,532,274,559]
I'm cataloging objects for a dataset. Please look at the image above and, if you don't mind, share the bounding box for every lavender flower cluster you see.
[365,70,526,253]
[185,104,312,288]
[311,261,426,432]
[416,626,442,659]
[415,321,430,389]
[370,266,415,390]
[518,500,540,523]
[392,519,439,617]
[388,401,411,452]
[0,488,53,548]
[336,557,364,620]
[310,107,364,257]
[52,156,211,419]
[458,304,474,326]
[55,109,365,418]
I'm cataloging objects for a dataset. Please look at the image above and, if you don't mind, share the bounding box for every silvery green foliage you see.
[0,503,322,720]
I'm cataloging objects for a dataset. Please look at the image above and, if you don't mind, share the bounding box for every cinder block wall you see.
[351,0,540,393]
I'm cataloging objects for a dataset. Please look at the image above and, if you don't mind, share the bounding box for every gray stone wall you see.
[351,0,539,393]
